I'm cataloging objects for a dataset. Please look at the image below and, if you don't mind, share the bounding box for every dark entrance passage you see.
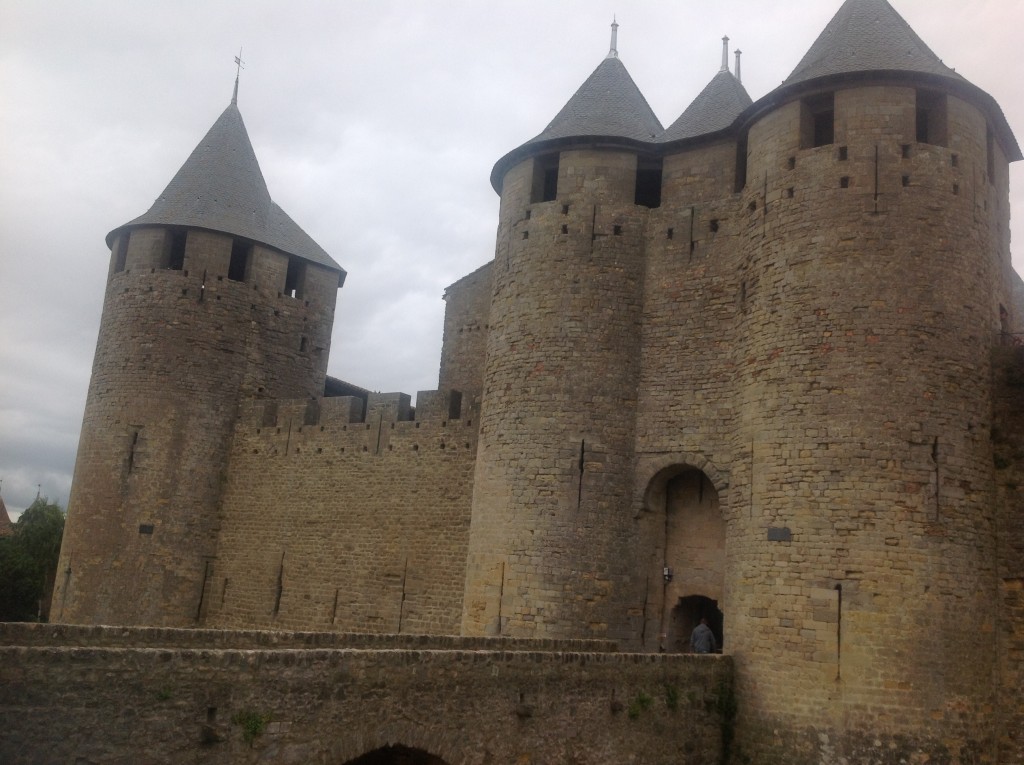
[670,594,724,653]
[345,745,449,765]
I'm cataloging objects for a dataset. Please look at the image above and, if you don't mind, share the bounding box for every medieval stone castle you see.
[12,0,1022,762]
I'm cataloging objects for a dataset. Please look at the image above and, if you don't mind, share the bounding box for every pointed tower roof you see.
[784,0,960,86]
[527,56,663,145]
[108,94,342,274]
[744,0,1020,162]
[660,38,752,144]
[490,21,662,191]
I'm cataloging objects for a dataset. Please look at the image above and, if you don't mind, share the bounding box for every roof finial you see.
[734,49,742,83]
[232,47,245,105]
[607,17,619,59]
[721,35,730,72]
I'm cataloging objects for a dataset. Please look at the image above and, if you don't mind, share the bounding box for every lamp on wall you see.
[663,567,673,582]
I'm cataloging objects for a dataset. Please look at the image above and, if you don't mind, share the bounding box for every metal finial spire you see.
[607,17,619,59]
[721,36,730,72]
[232,48,245,105]
[734,49,742,83]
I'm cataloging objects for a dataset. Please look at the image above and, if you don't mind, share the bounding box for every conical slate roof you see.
[526,55,663,145]
[108,99,342,274]
[491,51,663,191]
[661,69,752,143]
[784,0,961,87]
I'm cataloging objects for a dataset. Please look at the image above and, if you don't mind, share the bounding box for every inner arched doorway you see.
[344,745,449,765]
[639,465,726,652]
[670,594,724,653]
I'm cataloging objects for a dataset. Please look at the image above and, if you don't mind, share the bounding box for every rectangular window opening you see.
[113,233,130,273]
[228,239,251,282]
[634,157,663,208]
[801,92,835,148]
[916,90,948,146]
[284,258,305,299]
[986,127,996,185]
[164,229,187,271]
[735,133,749,192]
[530,153,560,203]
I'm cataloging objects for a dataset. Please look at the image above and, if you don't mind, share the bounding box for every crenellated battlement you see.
[238,389,476,438]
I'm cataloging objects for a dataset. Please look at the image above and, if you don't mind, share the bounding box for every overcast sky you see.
[1,0,1022,519]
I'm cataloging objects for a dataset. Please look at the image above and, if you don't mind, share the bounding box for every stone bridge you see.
[0,624,732,764]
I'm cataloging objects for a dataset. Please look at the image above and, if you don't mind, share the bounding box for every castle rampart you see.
[0,625,732,765]
[203,390,478,636]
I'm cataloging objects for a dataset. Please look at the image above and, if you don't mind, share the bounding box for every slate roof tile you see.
[661,69,752,143]
[784,0,960,87]
[109,102,342,274]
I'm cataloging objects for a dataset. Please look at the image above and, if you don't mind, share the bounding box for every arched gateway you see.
[638,465,726,653]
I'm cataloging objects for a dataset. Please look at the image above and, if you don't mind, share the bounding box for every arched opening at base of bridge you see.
[344,745,449,765]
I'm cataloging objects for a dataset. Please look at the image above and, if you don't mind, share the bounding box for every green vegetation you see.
[232,709,270,744]
[664,684,680,711]
[627,691,653,720]
[0,497,65,621]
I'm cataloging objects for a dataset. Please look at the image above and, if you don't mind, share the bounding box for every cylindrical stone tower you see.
[52,90,344,626]
[461,39,663,639]
[725,0,1022,759]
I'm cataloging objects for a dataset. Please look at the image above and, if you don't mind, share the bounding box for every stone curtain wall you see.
[0,625,732,765]
[203,392,477,636]
[993,346,1024,763]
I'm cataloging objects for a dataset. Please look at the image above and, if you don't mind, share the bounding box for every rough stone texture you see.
[992,346,1024,764]
[53,228,338,628]
[203,392,477,635]
[439,262,492,406]
[463,149,647,642]
[0,626,731,765]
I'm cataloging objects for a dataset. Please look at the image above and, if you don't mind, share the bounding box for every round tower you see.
[725,0,1021,759]
[52,84,344,626]
[461,26,661,639]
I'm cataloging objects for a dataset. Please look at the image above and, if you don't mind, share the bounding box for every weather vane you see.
[232,47,246,105]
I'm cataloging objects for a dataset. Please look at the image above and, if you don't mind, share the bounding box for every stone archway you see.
[670,594,724,653]
[638,465,726,652]
[344,745,449,765]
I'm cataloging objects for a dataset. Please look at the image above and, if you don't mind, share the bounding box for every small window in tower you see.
[530,154,560,203]
[113,233,130,273]
[228,240,251,282]
[916,90,947,146]
[634,157,663,208]
[800,92,834,148]
[986,127,996,185]
[735,133,749,192]
[164,229,187,270]
[284,258,306,299]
